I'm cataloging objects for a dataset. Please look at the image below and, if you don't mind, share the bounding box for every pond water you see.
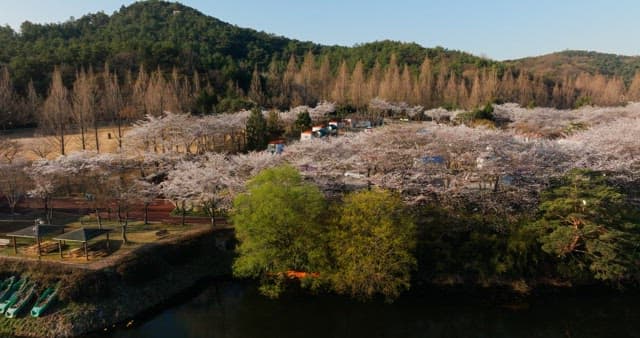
[94,281,640,338]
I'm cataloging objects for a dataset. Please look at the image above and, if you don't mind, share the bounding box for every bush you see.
[216,97,255,113]
[456,103,495,125]
[574,96,593,109]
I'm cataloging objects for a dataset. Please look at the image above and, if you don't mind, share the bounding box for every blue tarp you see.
[420,156,445,164]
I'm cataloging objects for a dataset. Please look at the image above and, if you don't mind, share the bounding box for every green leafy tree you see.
[266,110,284,139]
[531,169,640,282]
[294,110,312,132]
[330,189,417,301]
[232,165,328,297]
[245,108,268,151]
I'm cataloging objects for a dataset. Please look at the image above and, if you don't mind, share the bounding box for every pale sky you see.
[1,0,639,60]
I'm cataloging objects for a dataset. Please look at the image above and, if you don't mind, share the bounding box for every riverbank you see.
[0,224,635,337]
[0,227,234,338]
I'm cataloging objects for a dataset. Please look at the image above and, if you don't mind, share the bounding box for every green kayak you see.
[0,276,16,302]
[30,284,59,318]
[5,281,37,318]
[0,279,27,314]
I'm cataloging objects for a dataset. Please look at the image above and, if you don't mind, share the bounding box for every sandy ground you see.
[7,126,128,160]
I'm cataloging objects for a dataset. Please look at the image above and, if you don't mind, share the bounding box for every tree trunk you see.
[121,214,129,245]
[492,175,500,193]
[94,121,100,153]
[181,200,186,226]
[117,119,123,150]
[48,199,53,224]
[144,202,149,225]
[80,124,86,150]
[60,124,65,156]
[43,197,48,222]
[206,201,217,227]
[96,208,102,229]
[43,196,52,224]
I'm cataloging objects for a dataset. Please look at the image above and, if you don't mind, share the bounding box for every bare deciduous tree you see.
[42,67,71,156]
[72,68,98,151]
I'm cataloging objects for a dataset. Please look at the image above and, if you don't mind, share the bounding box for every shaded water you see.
[96,282,640,338]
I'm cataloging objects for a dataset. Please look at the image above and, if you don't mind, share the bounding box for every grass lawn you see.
[0,219,202,265]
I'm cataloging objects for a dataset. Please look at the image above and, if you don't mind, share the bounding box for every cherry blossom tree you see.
[25,158,70,223]
[282,121,576,216]
[0,161,29,215]
[369,98,424,119]
[559,116,640,176]
[163,154,235,226]
[161,151,283,227]
[131,178,160,225]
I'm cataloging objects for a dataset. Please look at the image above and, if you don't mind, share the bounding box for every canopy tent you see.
[53,227,113,260]
[5,225,66,256]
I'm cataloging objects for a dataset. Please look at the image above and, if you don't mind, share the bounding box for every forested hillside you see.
[1,0,640,130]
[509,50,640,83]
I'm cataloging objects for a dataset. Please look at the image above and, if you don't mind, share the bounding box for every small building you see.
[414,155,445,166]
[300,130,313,141]
[329,120,345,129]
[355,120,372,129]
[267,140,285,154]
[53,227,113,260]
[344,171,366,179]
[5,225,66,257]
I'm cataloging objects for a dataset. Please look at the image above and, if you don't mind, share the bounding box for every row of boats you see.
[0,276,59,318]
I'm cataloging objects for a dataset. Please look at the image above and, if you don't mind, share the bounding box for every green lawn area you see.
[0,219,202,264]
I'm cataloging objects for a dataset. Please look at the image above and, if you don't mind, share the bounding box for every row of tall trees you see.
[11,64,209,154]
[256,51,640,110]
[3,54,640,133]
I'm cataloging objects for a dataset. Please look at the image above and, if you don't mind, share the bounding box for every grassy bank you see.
[0,227,234,337]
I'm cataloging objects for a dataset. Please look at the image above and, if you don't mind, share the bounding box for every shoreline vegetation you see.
[0,214,637,337]
[0,227,634,338]
[0,227,234,338]
[0,197,637,337]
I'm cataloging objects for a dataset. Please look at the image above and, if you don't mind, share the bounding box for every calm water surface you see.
[94,281,640,338]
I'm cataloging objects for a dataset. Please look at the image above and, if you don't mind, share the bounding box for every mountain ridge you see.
[2,1,638,87]
[0,0,638,128]
[508,50,640,82]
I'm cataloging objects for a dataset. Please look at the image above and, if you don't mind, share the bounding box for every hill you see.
[1,1,640,130]
[0,1,490,92]
[508,50,640,83]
